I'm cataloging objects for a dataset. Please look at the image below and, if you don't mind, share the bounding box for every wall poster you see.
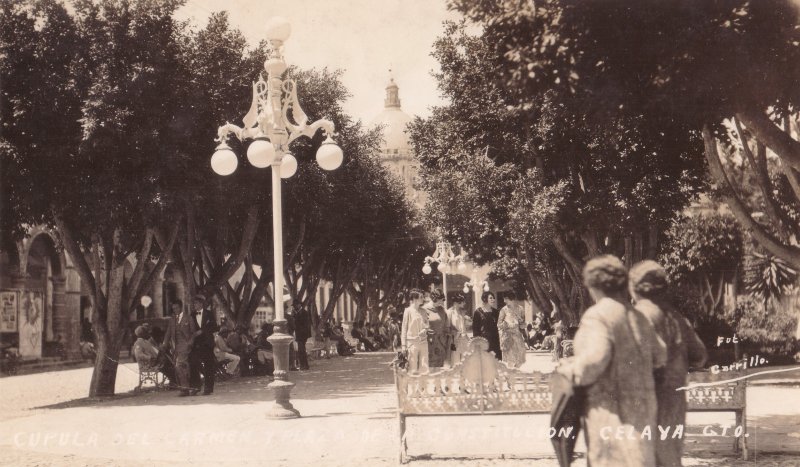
[0,291,18,333]
[18,290,43,358]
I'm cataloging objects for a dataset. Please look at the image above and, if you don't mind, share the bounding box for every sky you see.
[175,0,460,123]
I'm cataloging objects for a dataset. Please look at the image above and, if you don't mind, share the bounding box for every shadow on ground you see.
[34,352,397,411]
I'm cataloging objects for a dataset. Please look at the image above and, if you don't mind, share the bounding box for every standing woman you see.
[424,288,452,368]
[558,255,666,467]
[498,291,526,368]
[446,294,471,366]
[630,261,707,467]
[401,289,430,374]
[472,291,502,360]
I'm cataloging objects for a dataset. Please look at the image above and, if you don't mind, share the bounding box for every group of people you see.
[131,296,363,396]
[400,288,487,373]
[399,287,533,374]
[393,255,708,466]
[472,290,529,368]
[558,255,707,467]
[132,295,217,396]
[212,322,275,378]
[133,296,277,396]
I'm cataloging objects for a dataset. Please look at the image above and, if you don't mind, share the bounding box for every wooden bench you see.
[394,338,747,463]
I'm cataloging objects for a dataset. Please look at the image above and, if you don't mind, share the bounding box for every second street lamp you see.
[422,239,465,309]
[210,16,343,419]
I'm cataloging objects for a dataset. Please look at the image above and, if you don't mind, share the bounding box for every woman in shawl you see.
[630,260,707,467]
[557,255,667,467]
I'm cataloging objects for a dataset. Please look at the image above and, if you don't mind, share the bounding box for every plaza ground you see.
[0,351,799,466]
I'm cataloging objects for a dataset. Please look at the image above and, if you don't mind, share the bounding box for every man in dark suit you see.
[161,299,198,396]
[293,302,312,370]
[189,295,217,395]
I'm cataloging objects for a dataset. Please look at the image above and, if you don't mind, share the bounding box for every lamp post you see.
[421,239,465,309]
[210,17,343,419]
[462,274,489,309]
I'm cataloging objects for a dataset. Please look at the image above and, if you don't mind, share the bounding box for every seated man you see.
[256,322,274,352]
[227,325,273,375]
[133,325,175,385]
[333,326,356,356]
[351,322,376,352]
[214,328,240,376]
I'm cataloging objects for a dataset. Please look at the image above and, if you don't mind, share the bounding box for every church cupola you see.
[384,76,401,109]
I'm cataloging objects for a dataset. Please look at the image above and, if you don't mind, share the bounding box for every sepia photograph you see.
[1,0,800,465]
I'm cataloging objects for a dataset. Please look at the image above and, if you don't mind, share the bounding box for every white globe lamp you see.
[316,136,343,171]
[280,153,298,179]
[211,143,238,176]
[462,285,470,294]
[422,264,432,275]
[437,262,447,273]
[140,295,152,308]
[265,17,292,42]
[247,135,276,168]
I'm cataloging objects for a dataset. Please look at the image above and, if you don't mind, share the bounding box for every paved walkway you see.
[0,351,798,466]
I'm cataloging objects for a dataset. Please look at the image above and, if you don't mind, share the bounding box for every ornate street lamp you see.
[422,239,466,308]
[210,17,343,419]
[463,279,490,295]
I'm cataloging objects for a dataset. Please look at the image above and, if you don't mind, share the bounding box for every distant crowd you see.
[81,286,569,396]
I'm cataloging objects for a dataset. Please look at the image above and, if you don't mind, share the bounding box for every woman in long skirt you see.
[498,290,526,368]
[472,291,501,360]
[424,288,451,368]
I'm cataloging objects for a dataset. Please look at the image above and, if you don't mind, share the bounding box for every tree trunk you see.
[737,110,800,172]
[703,124,800,269]
[646,226,658,259]
[89,320,124,397]
[89,258,127,397]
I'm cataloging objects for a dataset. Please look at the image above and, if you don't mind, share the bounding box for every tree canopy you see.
[446,0,800,269]
[1,1,424,395]
[409,20,706,321]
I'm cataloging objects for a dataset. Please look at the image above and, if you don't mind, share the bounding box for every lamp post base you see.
[266,379,300,419]
[266,322,300,419]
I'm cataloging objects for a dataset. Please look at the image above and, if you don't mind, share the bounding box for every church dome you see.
[371,76,412,151]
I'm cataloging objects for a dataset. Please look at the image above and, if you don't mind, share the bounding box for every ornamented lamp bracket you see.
[213,37,336,153]
[422,239,466,274]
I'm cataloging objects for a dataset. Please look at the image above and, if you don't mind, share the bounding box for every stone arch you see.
[22,228,66,278]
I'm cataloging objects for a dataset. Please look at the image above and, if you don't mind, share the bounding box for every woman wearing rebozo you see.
[557,255,667,467]
[630,260,707,467]
[497,290,527,368]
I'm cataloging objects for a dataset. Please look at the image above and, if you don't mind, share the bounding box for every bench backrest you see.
[685,371,747,412]
[395,338,746,415]
[395,338,552,415]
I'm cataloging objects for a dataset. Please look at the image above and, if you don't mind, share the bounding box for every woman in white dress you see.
[497,291,526,368]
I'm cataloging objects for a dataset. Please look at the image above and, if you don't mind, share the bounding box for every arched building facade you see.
[0,227,81,359]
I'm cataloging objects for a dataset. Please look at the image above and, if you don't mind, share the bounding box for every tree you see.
[161,11,269,328]
[729,295,798,356]
[448,0,800,268]
[1,0,236,396]
[661,212,744,317]
[408,21,706,323]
